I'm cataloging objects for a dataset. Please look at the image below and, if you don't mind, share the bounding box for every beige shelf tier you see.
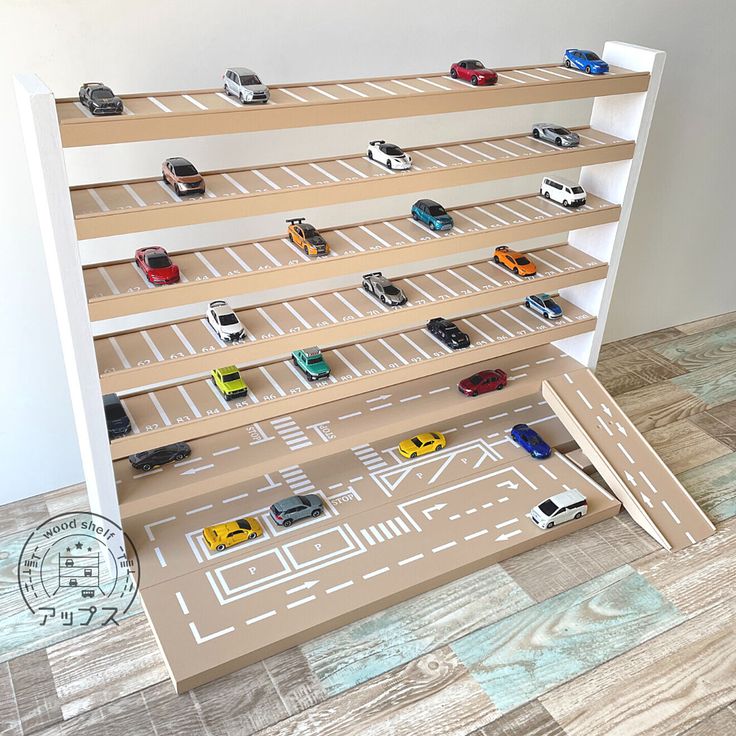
[71,127,633,239]
[116,343,586,519]
[97,242,607,394]
[85,192,620,320]
[57,64,649,148]
[110,300,594,462]
[128,390,620,691]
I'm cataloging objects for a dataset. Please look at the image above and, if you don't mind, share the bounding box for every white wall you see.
[0,0,731,503]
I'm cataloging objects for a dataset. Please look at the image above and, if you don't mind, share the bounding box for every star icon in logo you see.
[75,542,84,550]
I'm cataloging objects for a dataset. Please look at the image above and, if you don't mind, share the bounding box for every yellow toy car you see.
[203,517,263,552]
[286,217,329,257]
[211,365,248,400]
[398,432,447,459]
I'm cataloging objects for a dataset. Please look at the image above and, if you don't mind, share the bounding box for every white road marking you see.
[483,141,519,158]
[309,85,338,100]
[618,442,635,464]
[418,76,451,90]
[182,94,207,110]
[432,541,457,553]
[497,202,531,222]
[504,137,541,154]
[281,165,312,186]
[662,501,681,524]
[379,338,409,365]
[481,314,515,337]
[460,143,495,161]
[579,133,606,145]
[148,392,171,425]
[189,623,235,643]
[186,504,214,515]
[339,411,362,421]
[194,251,221,277]
[391,79,424,93]
[280,88,308,103]
[246,610,277,625]
[467,264,501,287]
[403,277,436,302]
[426,272,458,296]
[336,159,369,178]
[400,333,431,359]
[175,591,189,614]
[107,337,131,368]
[222,491,249,504]
[253,242,282,267]
[334,229,365,251]
[429,386,450,395]
[259,366,286,396]
[310,163,341,182]
[326,580,355,594]
[465,529,489,541]
[400,394,421,403]
[474,206,509,226]
[496,518,519,529]
[577,389,593,409]
[333,291,364,318]
[437,146,473,164]
[256,307,285,335]
[283,301,312,329]
[383,220,416,243]
[96,266,121,295]
[398,553,424,566]
[365,81,397,95]
[597,417,614,436]
[252,169,280,190]
[515,69,551,82]
[359,225,392,247]
[157,180,181,202]
[87,188,110,212]
[221,173,249,194]
[284,359,313,389]
[461,318,494,343]
[355,343,385,371]
[411,150,447,168]
[640,471,658,494]
[333,349,362,377]
[147,96,172,112]
[363,567,390,579]
[154,547,167,567]
[497,73,526,84]
[686,532,696,544]
[337,83,368,97]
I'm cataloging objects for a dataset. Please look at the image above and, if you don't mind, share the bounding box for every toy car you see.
[510,423,552,459]
[525,293,562,319]
[78,82,123,115]
[427,317,470,349]
[135,246,180,285]
[564,49,609,75]
[222,67,270,104]
[398,432,446,459]
[286,218,329,256]
[530,489,588,529]
[532,123,580,148]
[270,494,323,527]
[493,246,537,277]
[362,272,407,306]
[103,393,131,439]
[540,176,587,207]
[291,347,330,381]
[203,517,263,552]
[411,199,454,231]
[211,366,248,400]
[206,300,245,341]
[128,442,191,471]
[366,140,412,170]
[457,368,507,396]
[450,60,498,86]
[162,157,205,195]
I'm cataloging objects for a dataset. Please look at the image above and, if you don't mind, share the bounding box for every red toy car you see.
[450,60,498,86]
[135,247,180,285]
[457,368,507,396]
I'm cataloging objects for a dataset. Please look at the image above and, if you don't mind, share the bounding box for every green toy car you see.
[291,347,331,381]
[211,365,248,400]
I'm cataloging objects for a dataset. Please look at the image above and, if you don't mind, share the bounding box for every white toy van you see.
[540,175,587,207]
[530,489,588,529]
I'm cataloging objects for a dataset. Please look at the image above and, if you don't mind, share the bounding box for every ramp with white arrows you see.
[542,369,715,551]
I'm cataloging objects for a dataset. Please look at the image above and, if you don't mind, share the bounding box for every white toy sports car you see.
[206,300,245,341]
[366,140,412,170]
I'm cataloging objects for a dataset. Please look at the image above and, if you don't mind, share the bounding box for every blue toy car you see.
[411,199,454,231]
[510,423,552,459]
[564,49,609,75]
[525,293,562,319]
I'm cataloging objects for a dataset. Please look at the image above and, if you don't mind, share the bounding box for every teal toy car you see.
[291,347,331,381]
[411,199,454,231]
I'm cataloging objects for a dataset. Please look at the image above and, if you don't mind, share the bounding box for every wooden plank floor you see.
[1,310,735,736]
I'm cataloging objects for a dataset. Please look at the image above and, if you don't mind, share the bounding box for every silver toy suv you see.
[362,272,407,306]
[222,67,270,104]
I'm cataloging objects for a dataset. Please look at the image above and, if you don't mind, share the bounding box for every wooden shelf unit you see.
[18,42,676,693]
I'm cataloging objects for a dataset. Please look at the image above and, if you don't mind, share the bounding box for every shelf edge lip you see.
[107,317,595,460]
[96,265,609,395]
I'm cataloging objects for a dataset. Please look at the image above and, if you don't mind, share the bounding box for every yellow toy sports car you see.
[398,432,446,459]
[203,517,263,552]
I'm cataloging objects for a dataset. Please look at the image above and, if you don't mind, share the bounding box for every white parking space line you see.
[474,206,509,226]
[497,203,531,222]
[467,264,501,287]
[461,318,494,343]
[421,330,453,354]
[453,211,488,230]
[483,141,519,157]
[437,146,473,164]
[280,88,308,102]
[547,249,582,268]
[533,253,564,273]
[333,291,364,317]
[147,96,172,112]
[418,77,451,90]
[148,392,171,426]
[515,69,551,82]
[537,196,574,214]
[402,278,435,302]
[543,67,575,79]
[365,81,397,95]
[215,92,242,107]
[205,379,231,410]
[496,73,526,84]
[107,337,131,368]
[140,331,164,362]
[447,268,481,292]
[253,242,282,267]
[460,143,496,161]
[359,225,392,247]
[506,138,541,154]
[577,389,593,409]
[379,338,409,364]
[310,163,341,182]
[284,360,313,389]
[221,173,249,193]
[259,366,287,396]
[356,343,386,371]
[391,79,424,93]
[356,287,389,312]
[256,307,285,335]
[363,156,396,175]
[309,86,338,100]
[156,180,181,202]
[73,101,94,118]
[168,325,196,355]
[194,251,221,277]
[426,272,459,296]
[383,221,416,243]
[578,133,606,145]
[223,246,252,272]
[283,302,312,329]
[252,169,281,190]
[333,229,365,251]
[281,166,312,186]
[337,83,368,97]
[182,94,208,110]
[502,309,535,332]
[176,386,202,418]
[333,349,362,377]
[336,160,369,178]
[482,314,515,337]
[307,296,338,324]
[95,267,121,296]
[520,199,553,218]
[411,150,447,168]
[88,189,110,212]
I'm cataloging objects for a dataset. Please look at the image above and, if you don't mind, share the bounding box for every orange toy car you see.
[493,246,537,277]
[286,217,329,257]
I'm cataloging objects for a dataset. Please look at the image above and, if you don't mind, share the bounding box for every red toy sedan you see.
[135,247,180,285]
[450,60,498,86]
[458,368,507,396]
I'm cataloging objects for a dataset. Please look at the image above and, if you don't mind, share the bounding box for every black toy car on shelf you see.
[426,318,470,349]
[103,393,131,440]
[78,82,123,115]
[128,442,192,471]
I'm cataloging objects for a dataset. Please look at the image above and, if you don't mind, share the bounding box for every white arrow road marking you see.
[496,518,519,529]
[423,503,448,519]
[496,530,522,542]
[286,580,319,595]
[625,471,638,487]
[367,394,391,403]
[641,493,653,508]
[616,422,628,436]
[181,464,215,476]
[602,403,613,416]
[496,480,519,489]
